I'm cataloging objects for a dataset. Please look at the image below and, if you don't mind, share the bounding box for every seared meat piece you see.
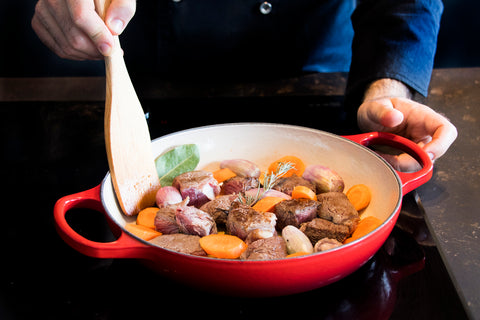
[314,238,343,252]
[240,236,287,260]
[244,228,276,245]
[274,198,319,229]
[221,176,259,195]
[199,194,237,225]
[300,218,350,243]
[154,206,180,234]
[173,171,221,208]
[272,175,315,196]
[149,234,207,256]
[176,205,217,237]
[316,192,359,233]
[226,202,277,240]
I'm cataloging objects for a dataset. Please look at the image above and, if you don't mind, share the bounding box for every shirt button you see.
[259,2,272,15]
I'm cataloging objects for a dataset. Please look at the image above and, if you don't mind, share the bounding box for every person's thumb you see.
[358,98,404,132]
[105,0,136,35]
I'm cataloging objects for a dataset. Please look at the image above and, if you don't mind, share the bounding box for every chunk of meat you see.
[274,198,319,229]
[244,228,276,245]
[240,236,287,260]
[172,171,221,208]
[300,218,350,244]
[176,205,217,237]
[149,234,207,256]
[221,176,259,195]
[316,192,359,233]
[154,206,180,234]
[226,202,277,240]
[272,175,316,196]
[314,238,343,252]
[199,194,237,225]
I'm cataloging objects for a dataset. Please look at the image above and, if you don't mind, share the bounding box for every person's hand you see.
[31,0,136,60]
[357,79,458,172]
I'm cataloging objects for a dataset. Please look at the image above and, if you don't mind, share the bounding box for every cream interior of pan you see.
[101,123,402,228]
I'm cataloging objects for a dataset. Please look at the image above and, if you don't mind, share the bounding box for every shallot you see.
[220,159,261,178]
[282,225,314,255]
[302,164,344,193]
[156,186,183,207]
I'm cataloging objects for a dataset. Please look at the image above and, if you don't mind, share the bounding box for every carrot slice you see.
[136,207,159,229]
[125,223,162,241]
[199,234,247,259]
[267,156,306,178]
[291,185,317,201]
[252,196,286,212]
[213,167,237,183]
[343,216,382,244]
[286,251,310,258]
[346,184,372,211]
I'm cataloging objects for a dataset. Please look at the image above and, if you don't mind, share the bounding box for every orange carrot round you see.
[346,184,372,211]
[291,185,317,201]
[267,155,306,178]
[136,207,159,229]
[252,196,286,212]
[213,167,237,183]
[199,234,247,259]
[125,223,162,241]
[343,216,382,244]
[286,251,310,258]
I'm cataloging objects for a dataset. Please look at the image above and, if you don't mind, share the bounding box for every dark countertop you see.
[0,68,478,319]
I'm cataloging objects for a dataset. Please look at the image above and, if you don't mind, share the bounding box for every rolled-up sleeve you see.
[345,0,443,108]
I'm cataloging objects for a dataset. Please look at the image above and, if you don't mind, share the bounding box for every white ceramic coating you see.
[101,123,402,230]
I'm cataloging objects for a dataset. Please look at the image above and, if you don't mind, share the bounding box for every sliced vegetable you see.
[291,185,317,201]
[125,223,162,241]
[302,164,344,193]
[136,207,159,229]
[343,216,382,244]
[155,144,200,186]
[252,196,286,212]
[286,252,310,258]
[199,234,247,259]
[267,156,305,178]
[220,159,261,178]
[346,184,372,211]
[282,225,314,254]
[156,186,183,208]
[213,167,237,183]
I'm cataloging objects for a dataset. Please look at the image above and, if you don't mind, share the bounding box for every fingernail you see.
[98,43,112,56]
[109,19,124,35]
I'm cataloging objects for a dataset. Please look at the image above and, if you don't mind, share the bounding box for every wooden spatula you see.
[95,0,161,216]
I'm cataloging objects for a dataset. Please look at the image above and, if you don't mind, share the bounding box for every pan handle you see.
[343,132,433,195]
[53,184,152,259]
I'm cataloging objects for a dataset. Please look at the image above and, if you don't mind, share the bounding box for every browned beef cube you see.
[149,234,206,256]
[300,218,350,244]
[199,194,237,225]
[154,206,180,234]
[221,176,259,195]
[316,192,360,233]
[240,236,287,260]
[175,205,217,237]
[274,198,319,229]
[272,175,316,196]
[172,171,221,208]
[226,202,277,240]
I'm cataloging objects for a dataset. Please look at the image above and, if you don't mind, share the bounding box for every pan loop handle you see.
[343,132,433,195]
[53,184,152,259]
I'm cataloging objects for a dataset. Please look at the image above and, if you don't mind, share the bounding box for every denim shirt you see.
[123,0,442,105]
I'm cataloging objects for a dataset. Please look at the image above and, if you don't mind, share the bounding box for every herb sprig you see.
[237,161,294,206]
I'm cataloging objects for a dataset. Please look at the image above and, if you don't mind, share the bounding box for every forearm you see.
[363,78,414,102]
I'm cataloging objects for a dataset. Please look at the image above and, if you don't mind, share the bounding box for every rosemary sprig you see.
[237,161,295,206]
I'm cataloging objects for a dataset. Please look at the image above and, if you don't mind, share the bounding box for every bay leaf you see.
[155,144,200,186]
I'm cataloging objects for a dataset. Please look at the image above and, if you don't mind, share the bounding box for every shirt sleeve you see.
[345,0,443,109]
